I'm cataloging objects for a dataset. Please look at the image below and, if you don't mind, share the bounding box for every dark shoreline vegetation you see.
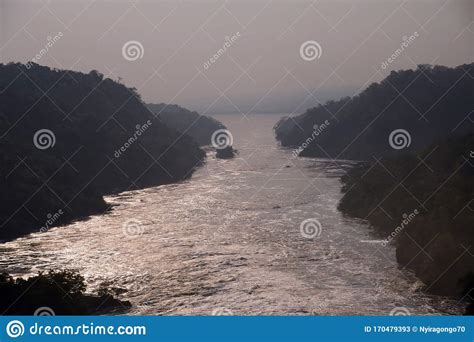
[0,270,131,315]
[275,64,473,160]
[147,103,238,159]
[339,134,474,313]
[147,103,226,146]
[216,145,238,159]
[275,63,474,314]
[0,63,229,315]
[0,62,216,242]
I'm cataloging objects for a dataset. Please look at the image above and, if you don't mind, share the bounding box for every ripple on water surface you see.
[0,115,464,315]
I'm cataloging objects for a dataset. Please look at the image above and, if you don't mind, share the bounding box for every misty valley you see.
[0,62,472,316]
[0,1,473,326]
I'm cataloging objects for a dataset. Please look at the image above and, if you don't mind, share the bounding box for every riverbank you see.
[0,270,131,315]
[273,63,474,314]
[274,64,473,160]
[337,134,474,314]
[0,63,206,242]
[0,114,464,315]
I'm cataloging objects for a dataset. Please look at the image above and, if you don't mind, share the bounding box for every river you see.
[0,114,463,315]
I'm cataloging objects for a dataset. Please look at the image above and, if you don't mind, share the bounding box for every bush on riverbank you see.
[216,146,238,159]
[0,270,131,315]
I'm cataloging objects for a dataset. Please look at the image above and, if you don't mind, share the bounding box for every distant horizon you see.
[5,59,472,116]
[2,0,471,114]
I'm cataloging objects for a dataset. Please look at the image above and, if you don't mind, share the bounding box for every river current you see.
[0,114,463,315]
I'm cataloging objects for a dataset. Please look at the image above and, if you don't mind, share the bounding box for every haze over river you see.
[0,115,463,315]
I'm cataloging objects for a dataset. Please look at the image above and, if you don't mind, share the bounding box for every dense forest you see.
[0,63,205,241]
[275,64,473,160]
[339,134,473,305]
[147,103,225,146]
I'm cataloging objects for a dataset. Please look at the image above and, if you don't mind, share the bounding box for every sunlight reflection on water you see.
[0,114,464,315]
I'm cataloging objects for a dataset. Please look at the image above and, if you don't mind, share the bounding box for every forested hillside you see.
[275,64,473,160]
[0,63,205,241]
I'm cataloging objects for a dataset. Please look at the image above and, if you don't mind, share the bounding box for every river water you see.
[0,114,463,315]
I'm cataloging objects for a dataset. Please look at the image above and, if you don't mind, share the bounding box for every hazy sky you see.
[1,0,472,114]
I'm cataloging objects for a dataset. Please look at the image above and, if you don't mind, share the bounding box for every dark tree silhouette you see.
[147,103,226,146]
[0,63,205,241]
[0,270,131,315]
[275,64,474,160]
[339,134,474,313]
